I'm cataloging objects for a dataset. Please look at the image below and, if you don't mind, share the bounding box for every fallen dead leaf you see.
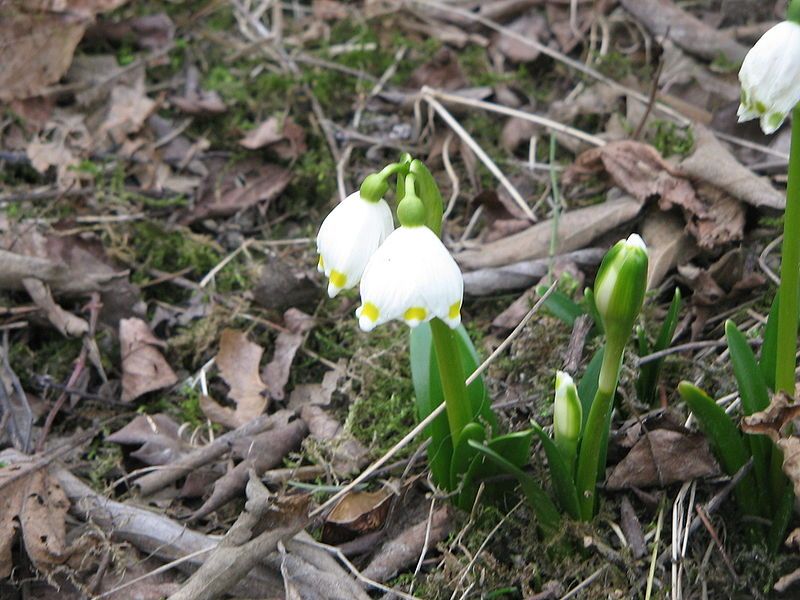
[170,65,226,115]
[491,13,548,63]
[262,309,315,401]
[322,487,394,544]
[119,318,178,402]
[606,428,719,489]
[680,126,785,210]
[288,362,345,411]
[181,162,292,225]
[239,116,307,160]
[741,393,800,443]
[86,12,175,51]
[106,413,191,465]
[203,329,269,429]
[0,462,88,578]
[640,208,698,290]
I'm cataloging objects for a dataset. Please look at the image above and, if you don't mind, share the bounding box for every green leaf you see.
[636,288,681,404]
[677,382,760,517]
[453,325,497,433]
[450,422,485,509]
[531,422,581,519]
[535,285,585,326]
[485,429,533,468]
[725,320,772,504]
[760,295,778,391]
[467,439,561,535]
[577,347,604,429]
[410,324,453,490]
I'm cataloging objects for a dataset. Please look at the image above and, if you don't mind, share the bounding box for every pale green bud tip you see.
[360,173,389,203]
[397,193,426,227]
[554,371,582,443]
[594,234,649,344]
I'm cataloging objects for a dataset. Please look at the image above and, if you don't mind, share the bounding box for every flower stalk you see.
[775,104,800,396]
[430,317,471,446]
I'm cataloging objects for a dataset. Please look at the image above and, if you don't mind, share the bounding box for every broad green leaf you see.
[531,422,581,519]
[485,429,533,468]
[453,325,497,433]
[725,320,771,501]
[677,382,760,517]
[535,285,585,326]
[467,439,561,535]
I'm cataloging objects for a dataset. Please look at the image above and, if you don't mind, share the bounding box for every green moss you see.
[459,45,512,87]
[650,120,694,158]
[125,221,220,279]
[85,438,123,492]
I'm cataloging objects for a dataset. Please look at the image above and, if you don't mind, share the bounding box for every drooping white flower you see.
[356,225,463,332]
[738,20,800,134]
[316,191,394,298]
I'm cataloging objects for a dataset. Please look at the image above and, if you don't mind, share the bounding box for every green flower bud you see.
[553,370,582,468]
[593,234,649,349]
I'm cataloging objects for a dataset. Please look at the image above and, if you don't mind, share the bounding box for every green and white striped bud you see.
[553,370,582,469]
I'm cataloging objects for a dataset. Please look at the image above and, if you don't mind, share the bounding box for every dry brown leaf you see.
[0,462,83,577]
[0,1,130,101]
[239,117,307,161]
[181,163,292,225]
[86,12,175,51]
[170,65,226,115]
[741,393,800,443]
[210,329,269,428]
[95,78,156,147]
[640,208,698,290]
[606,428,719,489]
[262,309,315,401]
[322,487,393,544]
[106,413,191,465]
[119,318,177,402]
[455,193,642,271]
[680,126,784,210]
[288,363,344,411]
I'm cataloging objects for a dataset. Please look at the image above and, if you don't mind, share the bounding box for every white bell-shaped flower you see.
[356,225,463,332]
[738,20,800,134]
[316,191,394,298]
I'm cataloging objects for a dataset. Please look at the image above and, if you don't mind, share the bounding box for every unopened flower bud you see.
[553,371,582,467]
[593,234,649,349]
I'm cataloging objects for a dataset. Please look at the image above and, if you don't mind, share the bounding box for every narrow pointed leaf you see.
[531,422,581,519]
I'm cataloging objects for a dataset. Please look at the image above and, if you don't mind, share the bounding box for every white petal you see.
[357,226,463,331]
[316,192,394,296]
[739,21,800,134]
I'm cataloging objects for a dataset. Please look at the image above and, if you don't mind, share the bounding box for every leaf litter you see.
[1,0,799,598]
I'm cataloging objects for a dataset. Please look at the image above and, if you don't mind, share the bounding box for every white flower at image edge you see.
[316,191,394,297]
[356,225,463,332]
[738,20,800,134]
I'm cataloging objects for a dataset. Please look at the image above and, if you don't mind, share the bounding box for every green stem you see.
[430,318,471,446]
[775,105,800,395]
[575,336,625,520]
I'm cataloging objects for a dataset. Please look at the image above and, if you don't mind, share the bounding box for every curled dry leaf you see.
[322,486,394,544]
[262,309,315,401]
[202,329,269,429]
[741,392,800,443]
[119,318,178,403]
[606,428,719,490]
[106,413,191,466]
